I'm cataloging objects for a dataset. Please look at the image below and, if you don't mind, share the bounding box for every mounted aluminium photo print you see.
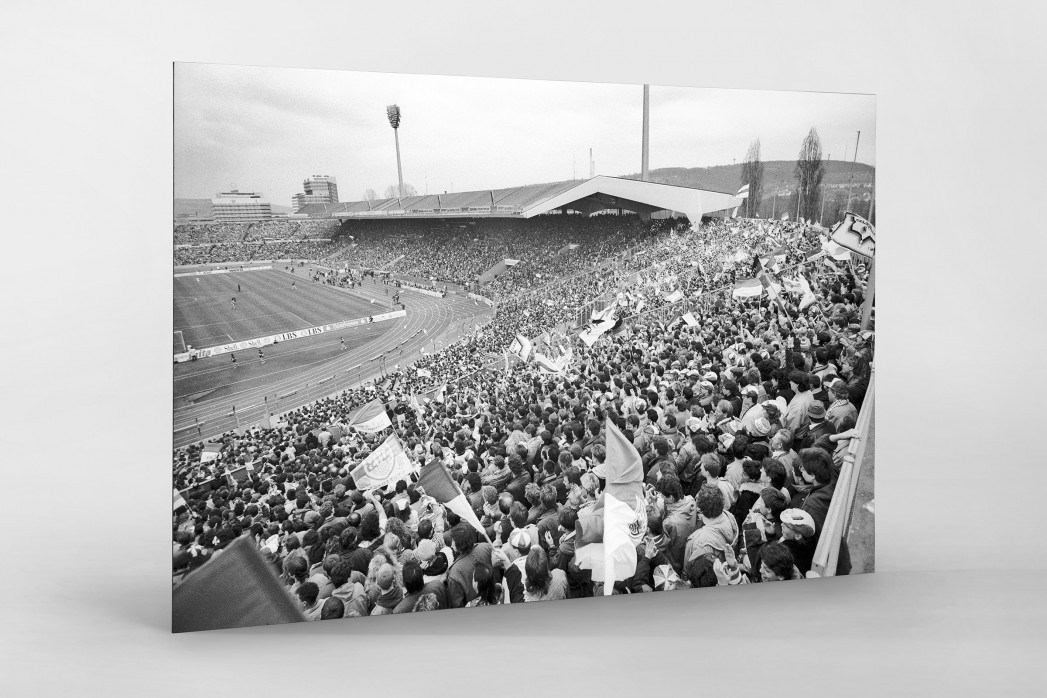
[172,63,876,633]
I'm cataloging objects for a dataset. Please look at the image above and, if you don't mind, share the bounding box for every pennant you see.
[349,399,392,433]
[416,367,432,378]
[573,419,645,592]
[417,459,488,539]
[349,433,416,491]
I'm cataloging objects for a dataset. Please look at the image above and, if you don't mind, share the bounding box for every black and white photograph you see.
[172,64,876,632]
[7,1,1047,694]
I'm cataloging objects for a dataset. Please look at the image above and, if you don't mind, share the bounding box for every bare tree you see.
[794,128,825,222]
[383,183,417,199]
[364,188,377,202]
[740,138,764,218]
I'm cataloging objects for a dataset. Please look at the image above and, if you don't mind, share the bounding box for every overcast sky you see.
[175,63,875,207]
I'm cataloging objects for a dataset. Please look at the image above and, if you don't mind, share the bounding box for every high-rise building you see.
[211,190,273,221]
[293,175,338,212]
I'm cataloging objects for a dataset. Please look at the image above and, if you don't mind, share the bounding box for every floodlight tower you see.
[386,104,405,199]
[641,85,650,181]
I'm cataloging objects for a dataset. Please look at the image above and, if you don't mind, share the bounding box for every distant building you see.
[293,175,339,212]
[211,190,273,221]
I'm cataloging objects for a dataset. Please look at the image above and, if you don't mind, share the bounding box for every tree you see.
[383,183,417,199]
[364,188,377,202]
[740,138,764,218]
[794,128,825,223]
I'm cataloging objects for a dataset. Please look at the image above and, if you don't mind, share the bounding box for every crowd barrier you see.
[808,366,874,577]
[398,285,445,298]
[174,265,272,278]
[467,292,495,307]
[173,310,406,363]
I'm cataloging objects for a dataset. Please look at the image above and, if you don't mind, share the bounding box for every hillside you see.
[619,160,875,194]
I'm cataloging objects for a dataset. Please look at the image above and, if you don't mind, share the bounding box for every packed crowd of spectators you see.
[174,212,873,622]
[174,219,342,247]
[174,240,346,266]
[327,215,659,289]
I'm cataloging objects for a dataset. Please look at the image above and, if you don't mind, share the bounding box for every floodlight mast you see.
[386,105,404,199]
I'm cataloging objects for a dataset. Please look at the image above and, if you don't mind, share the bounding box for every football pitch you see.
[173,269,393,351]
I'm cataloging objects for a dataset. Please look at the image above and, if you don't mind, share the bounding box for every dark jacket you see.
[446,542,493,608]
[506,472,532,504]
[800,420,837,452]
[794,481,835,538]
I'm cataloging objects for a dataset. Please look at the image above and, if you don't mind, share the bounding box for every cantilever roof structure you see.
[297,176,742,224]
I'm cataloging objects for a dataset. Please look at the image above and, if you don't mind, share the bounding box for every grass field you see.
[173,269,392,350]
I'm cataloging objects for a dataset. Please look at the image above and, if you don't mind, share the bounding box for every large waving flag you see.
[508,334,533,362]
[348,398,392,433]
[579,307,618,347]
[350,433,416,491]
[573,419,646,594]
[798,275,818,311]
[417,459,488,539]
[534,352,564,374]
[732,278,763,299]
[830,211,876,257]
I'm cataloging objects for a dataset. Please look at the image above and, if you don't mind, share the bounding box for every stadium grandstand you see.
[172,199,875,629]
[296,175,742,223]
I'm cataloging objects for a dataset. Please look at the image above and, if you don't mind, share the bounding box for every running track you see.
[173,275,491,449]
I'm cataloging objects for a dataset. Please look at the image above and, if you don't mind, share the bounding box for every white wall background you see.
[1,1,1044,695]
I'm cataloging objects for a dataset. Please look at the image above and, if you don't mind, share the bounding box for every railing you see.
[809,365,875,578]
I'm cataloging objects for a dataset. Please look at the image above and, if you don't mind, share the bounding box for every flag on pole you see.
[579,307,618,347]
[573,419,646,594]
[348,399,392,433]
[416,367,432,378]
[173,489,188,512]
[736,183,749,199]
[782,277,803,295]
[798,275,818,311]
[534,348,572,375]
[432,383,447,404]
[663,289,684,303]
[417,459,488,540]
[200,443,222,464]
[732,278,763,299]
[508,334,533,362]
[830,211,876,257]
[682,312,699,327]
[349,433,416,491]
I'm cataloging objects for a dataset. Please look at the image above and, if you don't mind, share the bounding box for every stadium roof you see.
[297,176,742,223]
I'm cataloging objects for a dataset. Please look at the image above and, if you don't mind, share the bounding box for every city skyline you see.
[175,63,876,208]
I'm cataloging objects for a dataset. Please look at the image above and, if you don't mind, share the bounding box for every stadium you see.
[172,98,875,631]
